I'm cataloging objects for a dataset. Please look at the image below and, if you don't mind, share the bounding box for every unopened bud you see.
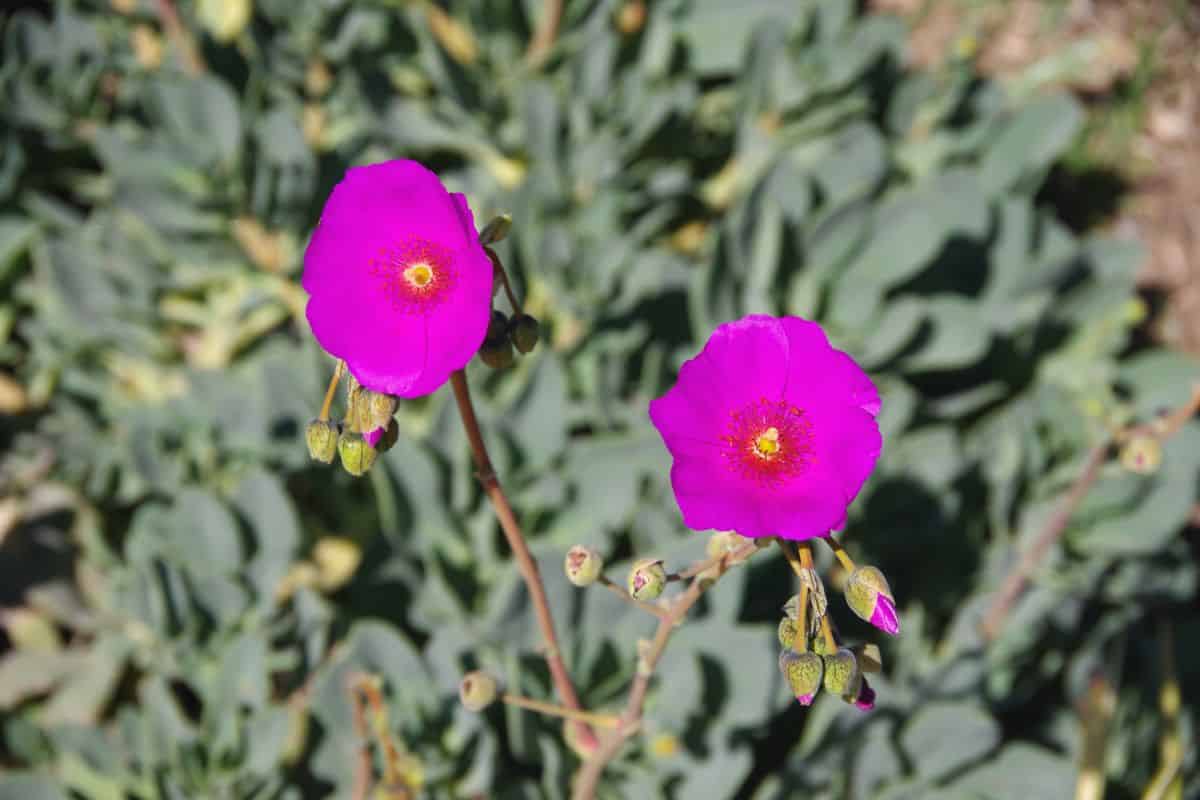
[779,650,823,705]
[1119,435,1162,475]
[822,648,862,700]
[850,677,876,711]
[305,419,338,463]
[486,309,509,342]
[628,558,666,601]
[706,531,741,560]
[777,616,801,650]
[478,338,515,369]
[458,671,498,712]
[338,429,377,476]
[478,213,512,245]
[564,545,604,587]
[845,565,899,636]
[509,314,540,354]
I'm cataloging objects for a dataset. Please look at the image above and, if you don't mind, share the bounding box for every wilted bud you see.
[845,565,900,636]
[478,213,512,245]
[338,429,377,476]
[479,338,515,369]
[628,558,666,601]
[1119,435,1162,475]
[564,545,604,587]
[779,650,823,705]
[366,391,397,432]
[458,671,498,712]
[305,419,339,463]
[375,419,400,453]
[509,314,540,354]
[822,648,862,700]
[777,617,801,650]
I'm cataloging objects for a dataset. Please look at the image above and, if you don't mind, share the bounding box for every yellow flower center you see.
[753,426,781,459]
[404,262,434,288]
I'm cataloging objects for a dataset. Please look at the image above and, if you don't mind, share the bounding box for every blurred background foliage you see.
[0,0,1197,798]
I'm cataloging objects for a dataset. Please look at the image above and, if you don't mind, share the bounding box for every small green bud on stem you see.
[564,545,604,587]
[458,671,499,712]
[628,558,667,601]
[305,419,339,463]
[338,429,377,476]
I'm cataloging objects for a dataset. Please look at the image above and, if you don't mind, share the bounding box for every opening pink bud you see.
[869,593,900,636]
[362,426,385,447]
[796,693,816,706]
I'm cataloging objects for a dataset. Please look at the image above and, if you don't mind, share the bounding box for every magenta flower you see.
[649,315,881,540]
[302,160,493,397]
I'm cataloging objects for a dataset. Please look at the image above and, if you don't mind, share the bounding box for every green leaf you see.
[979,93,1083,193]
[901,702,1000,781]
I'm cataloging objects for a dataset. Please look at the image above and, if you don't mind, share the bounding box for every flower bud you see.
[564,545,604,587]
[486,309,509,341]
[338,429,377,476]
[478,337,515,369]
[366,390,397,432]
[305,419,339,463]
[628,558,666,601]
[850,677,876,711]
[478,213,512,245]
[845,565,900,636]
[509,314,540,354]
[779,650,823,705]
[777,616,801,650]
[375,419,400,453]
[458,671,498,712]
[822,648,862,700]
[1119,435,1162,475]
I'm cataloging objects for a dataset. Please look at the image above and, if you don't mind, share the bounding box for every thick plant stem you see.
[571,540,763,800]
[449,370,595,749]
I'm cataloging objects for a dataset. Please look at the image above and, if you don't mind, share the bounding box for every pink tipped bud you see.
[779,650,823,705]
[852,678,876,711]
[564,546,604,587]
[363,427,385,448]
[869,593,900,635]
[845,565,900,636]
[628,558,666,601]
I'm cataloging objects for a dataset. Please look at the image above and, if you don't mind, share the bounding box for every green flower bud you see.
[812,629,837,656]
[338,430,377,477]
[509,314,541,354]
[779,649,823,705]
[822,648,862,700]
[845,565,899,635]
[777,616,801,650]
[478,213,512,245]
[781,593,801,621]
[628,558,666,601]
[305,419,338,463]
[478,337,515,369]
[564,545,604,587]
[458,671,498,712]
[1119,435,1162,475]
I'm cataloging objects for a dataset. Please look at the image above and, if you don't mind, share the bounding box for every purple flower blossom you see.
[302,160,493,397]
[649,315,882,540]
[869,593,900,636]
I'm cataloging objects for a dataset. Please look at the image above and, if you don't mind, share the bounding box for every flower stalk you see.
[449,370,595,750]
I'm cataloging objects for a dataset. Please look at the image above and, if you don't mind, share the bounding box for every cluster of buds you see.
[775,541,897,710]
[477,214,541,369]
[305,372,399,477]
[478,309,541,369]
